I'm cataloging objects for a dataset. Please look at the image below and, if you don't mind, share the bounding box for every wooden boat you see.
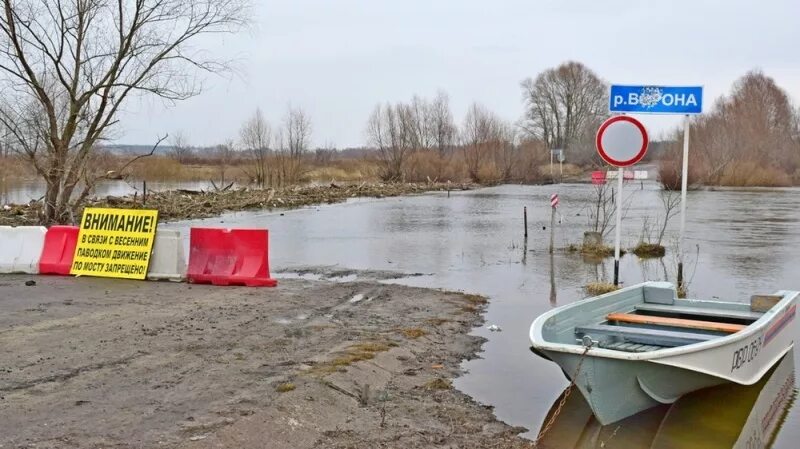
[534,351,795,449]
[529,282,797,425]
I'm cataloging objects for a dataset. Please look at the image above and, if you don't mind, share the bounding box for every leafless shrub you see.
[239,108,272,187]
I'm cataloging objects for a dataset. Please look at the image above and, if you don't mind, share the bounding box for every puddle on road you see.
[169,184,800,448]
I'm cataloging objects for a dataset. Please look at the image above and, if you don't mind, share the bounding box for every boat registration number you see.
[731,336,762,373]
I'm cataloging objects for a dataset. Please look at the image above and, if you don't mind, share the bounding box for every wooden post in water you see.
[524,206,528,239]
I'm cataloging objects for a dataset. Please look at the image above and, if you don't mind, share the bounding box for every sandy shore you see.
[0,272,529,448]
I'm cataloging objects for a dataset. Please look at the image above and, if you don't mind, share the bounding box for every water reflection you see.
[536,353,796,449]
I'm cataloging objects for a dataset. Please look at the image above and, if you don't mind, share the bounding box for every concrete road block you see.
[0,226,47,274]
[147,229,186,282]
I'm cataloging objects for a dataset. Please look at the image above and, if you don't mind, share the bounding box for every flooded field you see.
[163,182,800,448]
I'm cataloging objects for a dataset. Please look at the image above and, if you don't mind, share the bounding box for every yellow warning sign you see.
[70,208,159,280]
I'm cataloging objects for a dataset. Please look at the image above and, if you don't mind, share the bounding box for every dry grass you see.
[307,341,394,376]
[537,162,584,178]
[579,243,617,257]
[677,284,688,299]
[405,151,466,183]
[424,378,452,391]
[0,156,35,181]
[275,382,296,393]
[399,328,428,339]
[585,282,620,296]
[718,161,792,187]
[632,242,666,258]
[305,159,381,183]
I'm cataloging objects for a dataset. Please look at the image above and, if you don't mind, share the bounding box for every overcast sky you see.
[115,0,800,148]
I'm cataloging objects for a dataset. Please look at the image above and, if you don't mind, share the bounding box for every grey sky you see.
[116,0,800,149]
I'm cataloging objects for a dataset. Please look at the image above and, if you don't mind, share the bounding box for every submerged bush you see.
[633,243,666,258]
[585,282,619,296]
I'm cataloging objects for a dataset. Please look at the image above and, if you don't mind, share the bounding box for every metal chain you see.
[532,342,593,448]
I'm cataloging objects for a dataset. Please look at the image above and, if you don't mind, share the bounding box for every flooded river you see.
[162,183,799,448]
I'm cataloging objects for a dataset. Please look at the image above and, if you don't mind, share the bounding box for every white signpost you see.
[609,85,703,289]
[595,116,649,286]
[550,149,565,180]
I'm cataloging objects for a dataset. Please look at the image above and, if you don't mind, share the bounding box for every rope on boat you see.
[532,339,594,448]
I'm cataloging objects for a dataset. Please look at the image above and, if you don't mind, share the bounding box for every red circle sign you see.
[596,116,649,167]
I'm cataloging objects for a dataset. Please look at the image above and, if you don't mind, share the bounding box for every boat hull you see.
[530,283,798,425]
[545,350,727,425]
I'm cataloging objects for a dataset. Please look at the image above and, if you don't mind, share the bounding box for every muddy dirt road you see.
[0,273,528,448]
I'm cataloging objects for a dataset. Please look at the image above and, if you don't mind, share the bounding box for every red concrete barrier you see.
[39,225,80,275]
[591,171,607,185]
[187,228,277,287]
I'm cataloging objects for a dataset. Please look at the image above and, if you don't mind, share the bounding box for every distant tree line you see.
[659,71,800,188]
[364,61,609,183]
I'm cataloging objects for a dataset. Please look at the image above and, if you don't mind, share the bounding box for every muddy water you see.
[168,183,800,448]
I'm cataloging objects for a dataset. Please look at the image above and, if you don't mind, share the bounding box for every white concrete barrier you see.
[0,226,47,274]
[147,229,186,282]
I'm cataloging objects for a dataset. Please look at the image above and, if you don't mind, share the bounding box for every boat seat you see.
[634,304,763,322]
[607,313,746,334]
[576,324,717,347]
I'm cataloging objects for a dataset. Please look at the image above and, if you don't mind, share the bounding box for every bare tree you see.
[367,92,461,181]
[169,131,193,164]
[408,95,433,150]
[280,106,311,184]
[429,90,457,161]
[521,61,607,165]
[0,0,250,223]
[211,140,236,190]
[462,103,504,183]
[367,103,412,181]
[239,108,271,188]
[493,122,517,182]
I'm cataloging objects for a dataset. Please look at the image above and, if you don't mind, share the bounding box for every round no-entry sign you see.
[595,116,649,167]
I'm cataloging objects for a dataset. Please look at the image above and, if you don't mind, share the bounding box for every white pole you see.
[678,114,690,287]
[614,166,624,285]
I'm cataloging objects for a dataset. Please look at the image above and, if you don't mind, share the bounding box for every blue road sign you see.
[609,85,703,114]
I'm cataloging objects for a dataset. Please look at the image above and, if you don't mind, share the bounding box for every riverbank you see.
[0,271,530,449]
[0,182,475,226]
